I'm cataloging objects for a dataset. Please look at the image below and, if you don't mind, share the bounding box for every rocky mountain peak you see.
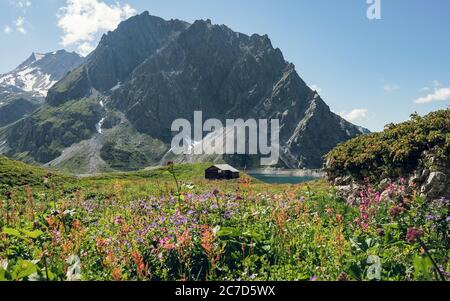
[0,50,83,98]
[2,13,370,172]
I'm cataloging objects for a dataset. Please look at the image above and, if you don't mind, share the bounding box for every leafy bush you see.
[325,109,450,181]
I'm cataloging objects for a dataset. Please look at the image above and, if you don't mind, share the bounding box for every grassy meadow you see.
[0,158,448,281]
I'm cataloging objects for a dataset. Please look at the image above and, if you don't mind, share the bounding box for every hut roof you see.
[208,164,239,173]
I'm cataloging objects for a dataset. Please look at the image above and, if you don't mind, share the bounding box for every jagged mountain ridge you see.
[46,13,189,106]
[1,12,368,172]
[110,18,368,168]
[0,50,84,129]
[0,50,83,98]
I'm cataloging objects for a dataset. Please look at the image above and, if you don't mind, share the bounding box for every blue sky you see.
[1,0,449,131]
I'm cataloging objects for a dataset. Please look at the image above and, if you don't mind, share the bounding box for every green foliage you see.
[325,109,450,181]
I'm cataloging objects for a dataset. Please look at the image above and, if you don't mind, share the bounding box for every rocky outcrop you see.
[330,144,449,202]
[411,151,450,199]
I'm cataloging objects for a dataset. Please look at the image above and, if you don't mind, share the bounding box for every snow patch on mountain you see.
[0,50,83,98]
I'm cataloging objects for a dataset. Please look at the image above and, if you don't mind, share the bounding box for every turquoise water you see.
[249,173,316,184]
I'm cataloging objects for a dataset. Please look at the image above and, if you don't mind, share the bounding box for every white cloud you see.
[15,16,26,34]
[57,0,136,56]
[339,109,368,123]
[4,25,12,34]
[310,84,322,94]
[383,83,400,93]
[77,42,96,57]
[415,87,450,104]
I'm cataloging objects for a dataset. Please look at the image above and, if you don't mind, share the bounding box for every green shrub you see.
[325,109,450,181]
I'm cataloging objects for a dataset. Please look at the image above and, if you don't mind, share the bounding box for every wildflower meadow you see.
[0,163,448,281]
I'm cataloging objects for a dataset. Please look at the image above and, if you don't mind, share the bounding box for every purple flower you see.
[114,216,123,225]
[406,228,422,243]
[223,211,233,219]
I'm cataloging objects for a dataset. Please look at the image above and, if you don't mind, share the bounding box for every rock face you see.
[46,12,189,106]
[415,152,450,199]
[1,12,368,172]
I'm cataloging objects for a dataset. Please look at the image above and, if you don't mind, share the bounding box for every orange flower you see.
[104,251,114,266]
[62,240,72,255]
[131,251,149,278]
[46,216,56,228]
[112,267,122,281]
[72,219,82,230]
[163,242,176,250]
[177,230,192,248]
[201,226,214,255]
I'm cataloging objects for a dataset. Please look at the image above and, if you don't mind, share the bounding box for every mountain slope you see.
[46,12,189,106]
[1,12,368,173]
[0,50,84,128]
[0,155,72,187]
[0,50,83,98]
[0,98,40,127]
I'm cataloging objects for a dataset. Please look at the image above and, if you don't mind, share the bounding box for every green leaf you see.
[413,254,434,280]
[262,245,271,251]
[2,228,43,240]
[2,228,25,239]
[0,268,6,281]
[21,229,43,239]
[12,260,38,280]
[347,263,362,281]
[217,227,241,238]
